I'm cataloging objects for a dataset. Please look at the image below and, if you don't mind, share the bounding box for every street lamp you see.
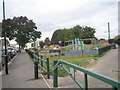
[108,22,111,40]
[3,0,8,74]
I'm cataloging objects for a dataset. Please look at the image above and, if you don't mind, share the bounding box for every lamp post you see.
[3,0,8,74]
[108,22,110,40]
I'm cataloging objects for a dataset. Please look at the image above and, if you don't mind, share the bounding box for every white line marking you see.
[40,74,52,89]
[38,70,52,90]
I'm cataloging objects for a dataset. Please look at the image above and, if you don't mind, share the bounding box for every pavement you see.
[47,48,119,88]
[1,50,49,88]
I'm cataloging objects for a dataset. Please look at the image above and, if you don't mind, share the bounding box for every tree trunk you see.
[19,43,21,52]
[34,41,36,49]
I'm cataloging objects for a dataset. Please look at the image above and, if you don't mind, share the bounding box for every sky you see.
[0,0,119,44]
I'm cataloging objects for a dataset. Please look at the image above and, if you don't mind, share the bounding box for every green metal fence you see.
[53,60,120,89]
[33,54,50,79]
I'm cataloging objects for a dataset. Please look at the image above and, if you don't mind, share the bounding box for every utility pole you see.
[3,0,8,74]
[108,22,110,40]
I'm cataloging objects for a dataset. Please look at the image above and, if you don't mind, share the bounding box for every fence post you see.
[112,86,117,90]
[53,61,58,87]
[34,61,38,79]
[38,55,40,63]
[40,55,43,67]
[46,58,50,79]
[31,51,34,59]
[84,73,88,90]
[5,55,8,74]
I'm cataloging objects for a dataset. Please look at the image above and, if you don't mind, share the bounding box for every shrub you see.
[61,53,65,56]
[83,40,91,44]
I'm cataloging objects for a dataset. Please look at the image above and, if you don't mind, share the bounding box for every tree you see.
[114,35,120,45]
[39,41,45,48]
[99,38,106,41]
[44,37,51,45]
[51,25,96,45]
[114,35,120,40]
[2,16,41,51]
[0,38,10,46]
[2,19,14,40]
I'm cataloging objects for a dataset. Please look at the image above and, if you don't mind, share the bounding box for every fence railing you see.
[25,49,34,59]
[53,60,120,89]
[26,49,50,79]
[26,49,120,89]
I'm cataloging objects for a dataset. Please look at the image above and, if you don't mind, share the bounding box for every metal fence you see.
[53,60,120,90]
[26,49,120,89]
[26,49,50,79]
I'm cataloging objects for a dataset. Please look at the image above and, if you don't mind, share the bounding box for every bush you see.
[49,54,54,57]
[54,54,58,56]
[61,53,65,56]
[83,40,91,44]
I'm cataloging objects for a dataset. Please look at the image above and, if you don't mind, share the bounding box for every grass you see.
[40,53,100,77]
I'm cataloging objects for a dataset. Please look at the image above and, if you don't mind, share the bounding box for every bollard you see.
[34,61,38,79]
[4,55,8,74]
[46,58,50,79]
[53,61,58,87]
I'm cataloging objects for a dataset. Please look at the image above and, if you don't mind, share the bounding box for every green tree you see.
[2,16,41,51]
[44,37,51,45]
[39,41,45,48]
[51,25,96,45]
[2,19,14,40]
[114,35,120,45]
[114,35,120,40]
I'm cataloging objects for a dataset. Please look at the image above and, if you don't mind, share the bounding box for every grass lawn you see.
[40,53,100,77]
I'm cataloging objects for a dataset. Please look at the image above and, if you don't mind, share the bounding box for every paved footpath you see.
[2,50,49,88]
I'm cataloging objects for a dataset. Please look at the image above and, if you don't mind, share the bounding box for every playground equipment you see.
[67,38,84,51]
[67,38,99,51]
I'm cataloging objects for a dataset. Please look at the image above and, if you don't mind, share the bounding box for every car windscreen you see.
[7,48,14,50]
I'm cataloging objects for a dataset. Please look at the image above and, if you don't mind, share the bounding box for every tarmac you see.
[2,50,50,89]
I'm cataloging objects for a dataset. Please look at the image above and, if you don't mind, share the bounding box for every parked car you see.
[14,47,19,52]
[1,49,11,61]
[0,49,11,69]
[7,47,16,58]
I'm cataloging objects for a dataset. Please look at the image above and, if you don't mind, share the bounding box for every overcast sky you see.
[0,0,119,44]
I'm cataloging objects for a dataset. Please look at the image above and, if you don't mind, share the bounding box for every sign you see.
[70,68,75,79]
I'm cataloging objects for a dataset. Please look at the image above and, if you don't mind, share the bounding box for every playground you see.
[37,38,107,56]
[29,38,108,77]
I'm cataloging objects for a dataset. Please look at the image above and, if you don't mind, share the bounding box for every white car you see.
[7,47,16,57]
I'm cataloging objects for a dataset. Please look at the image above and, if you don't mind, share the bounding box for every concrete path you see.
[2,50,49,88]
[47,48,119,88]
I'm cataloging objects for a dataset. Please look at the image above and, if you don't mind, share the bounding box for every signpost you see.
[70,67,75,79]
